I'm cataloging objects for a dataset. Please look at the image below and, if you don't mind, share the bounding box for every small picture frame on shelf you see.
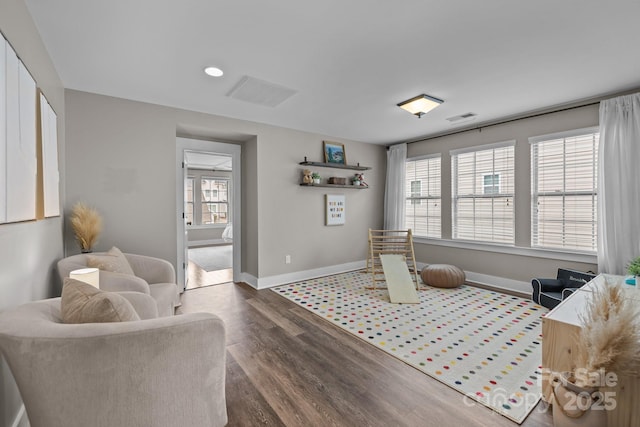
[323,141,346,165]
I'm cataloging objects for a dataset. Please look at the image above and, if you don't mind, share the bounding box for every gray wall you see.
[408,104,599,284]
[64,90,386,283]
[0,0,65,425]
[242,136,259,276]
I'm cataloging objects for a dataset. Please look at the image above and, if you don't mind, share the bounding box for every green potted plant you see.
[311,172,321,184]
[351,174,361,186]
[627,256,640,286]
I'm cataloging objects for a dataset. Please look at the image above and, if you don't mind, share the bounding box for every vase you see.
[313,178,320,184]
[552,372,607,427]
[353,180,361,186]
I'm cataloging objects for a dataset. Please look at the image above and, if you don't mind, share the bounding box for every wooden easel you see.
[366,229,420,295]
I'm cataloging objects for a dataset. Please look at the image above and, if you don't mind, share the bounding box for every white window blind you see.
[530,128,598,252]
[451,142,514,244]
[405,155,441,238]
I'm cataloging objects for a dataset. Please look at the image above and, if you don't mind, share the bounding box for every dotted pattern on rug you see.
[273,270,548,424]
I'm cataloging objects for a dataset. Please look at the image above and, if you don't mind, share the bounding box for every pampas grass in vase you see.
[552,277,640,426]
[573,276,640,387]
[70,202,103,253]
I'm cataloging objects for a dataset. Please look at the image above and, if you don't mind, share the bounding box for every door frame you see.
[176,137,241,290]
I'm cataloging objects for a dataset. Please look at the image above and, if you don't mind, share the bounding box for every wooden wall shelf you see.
[299,183,368,189]
[299,161,371,171]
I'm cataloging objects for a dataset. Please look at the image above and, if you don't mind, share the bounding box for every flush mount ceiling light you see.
[397,94,443,118]
[204,66,224,77]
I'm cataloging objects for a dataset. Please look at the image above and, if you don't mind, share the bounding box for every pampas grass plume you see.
[574,277,640,386]
[70,202,103,252]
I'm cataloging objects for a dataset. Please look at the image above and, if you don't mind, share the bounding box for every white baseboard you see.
[239,272,258,288]
[464,271,530,296]
[416,262,530,297]
[240,260,367,290]
[12,404,27,427]
[239,262,530,297]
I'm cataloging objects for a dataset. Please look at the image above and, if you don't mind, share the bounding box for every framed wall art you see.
[325,194,345,226]
[323,141,346,164]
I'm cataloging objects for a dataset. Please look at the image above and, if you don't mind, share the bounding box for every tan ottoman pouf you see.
[421,264,465,288]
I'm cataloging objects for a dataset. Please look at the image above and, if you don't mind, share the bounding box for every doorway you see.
[176,138,241,291]
[185,153,233,288]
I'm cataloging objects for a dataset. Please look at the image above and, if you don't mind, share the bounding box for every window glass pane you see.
[483,174,499,194]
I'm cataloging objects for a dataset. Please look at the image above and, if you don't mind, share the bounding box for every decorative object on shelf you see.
[70,202,103,253]
[325,194,345,226]
[328,177,346,185]
[302,169,313,184]
[551,277,640,426]
[627,256,640,287]
[311,172,321,184]
[323,141,346,164]
[352,173,368,187]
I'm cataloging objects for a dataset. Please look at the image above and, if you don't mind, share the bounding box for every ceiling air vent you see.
[227,76,297,107]
[446,112,477,124]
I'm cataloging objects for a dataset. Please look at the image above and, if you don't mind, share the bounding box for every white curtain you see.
[383,143,406,230]
[597,93,640,274]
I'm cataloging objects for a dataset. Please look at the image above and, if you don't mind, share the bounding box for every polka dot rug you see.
[272,270,548,424]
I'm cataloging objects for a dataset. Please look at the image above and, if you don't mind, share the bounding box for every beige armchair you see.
[58,252,180,316]
[0,295,228,427]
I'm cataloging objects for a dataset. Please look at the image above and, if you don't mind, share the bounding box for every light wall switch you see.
[285,255,291,264]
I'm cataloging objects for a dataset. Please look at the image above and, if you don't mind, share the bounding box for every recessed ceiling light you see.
[204,66,224,77]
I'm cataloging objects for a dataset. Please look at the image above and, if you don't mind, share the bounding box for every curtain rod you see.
[399,101,601,147]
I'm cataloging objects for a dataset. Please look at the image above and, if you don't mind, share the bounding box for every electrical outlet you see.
[285,255,291,264]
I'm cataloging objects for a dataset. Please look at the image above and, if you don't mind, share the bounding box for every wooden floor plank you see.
[177,282,554,427]
[225,352,285,426]
[245,297,305,337]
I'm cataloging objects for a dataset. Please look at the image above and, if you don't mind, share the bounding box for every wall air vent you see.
[446,112,477,124]
[226,76,297,107]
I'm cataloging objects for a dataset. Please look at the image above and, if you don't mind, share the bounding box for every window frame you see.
[200,176,230,226]
[529,127,599,253]
[450,140,515,245]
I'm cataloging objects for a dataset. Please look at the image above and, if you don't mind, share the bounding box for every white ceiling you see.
[24,0,640,145]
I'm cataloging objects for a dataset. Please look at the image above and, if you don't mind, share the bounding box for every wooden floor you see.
[186,260,233,289]
[177,281,554,427]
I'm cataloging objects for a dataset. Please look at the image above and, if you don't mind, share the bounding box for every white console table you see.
[542,274,640,426]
